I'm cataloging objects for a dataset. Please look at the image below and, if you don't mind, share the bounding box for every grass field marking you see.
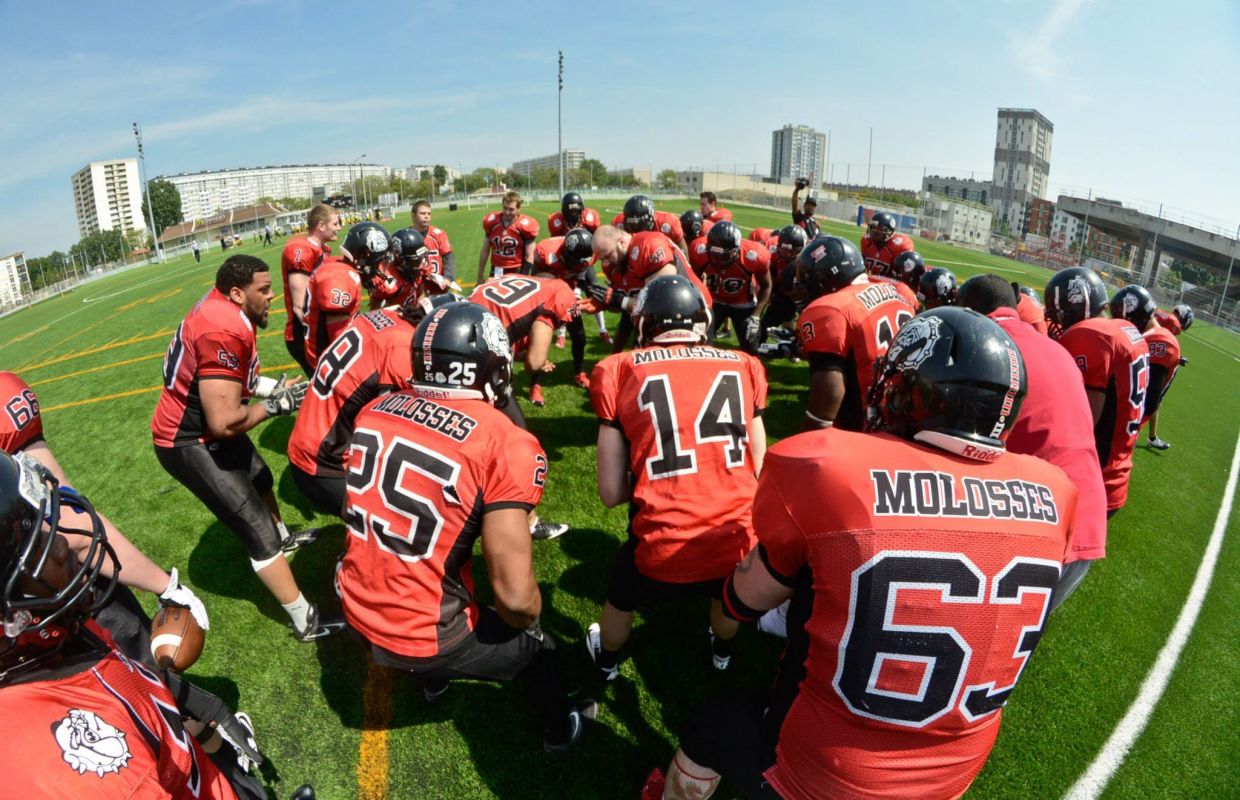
[357,663,395,800]
[79,261,204,304]
[117,286,182,313]
[28,352,165,388]
[1183,333,1240,363]
[18,328,176,373]
[1063,426,1240,800]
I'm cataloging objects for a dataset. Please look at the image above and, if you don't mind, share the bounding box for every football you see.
[150,604,205,672]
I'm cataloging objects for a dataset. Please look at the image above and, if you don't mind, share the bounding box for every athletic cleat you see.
[574,371,590,389]
[423,679,451,703]
[599,331,613,346]
[1148,437,1171,450]
[708,628,731,671]
[291,604,346,642]
[585,622,618,681]
[532,519,570,541]
[543,698,597,752]
[530,385,545,407]
[556,333,567,349]
[641,768,667,800]
[281,527,323,554]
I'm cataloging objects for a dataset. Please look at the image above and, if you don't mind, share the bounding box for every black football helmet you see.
[1109,284,1157,330]
[889,251,926,288]
[918,267,958,309]
[680,210,706,241]
[411,302,512,406]
[706,221,743,267]
[866,307,1026,460]
[868,212,897,245]
[563,228,594,268]
[633,275,710,347]
[1044,267,1107,338]
[776,225,808,258]
[561,191,585,224]
[1016,284,1041,304]
[400,291,464,326]
[389,228,430,282]
[1173,303,1194,330]
[622,195,657,233]
[1,451,118,682]
[796,235,866,300]
[342,222,394,278]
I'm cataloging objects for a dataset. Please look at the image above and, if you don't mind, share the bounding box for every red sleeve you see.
[482,213,498,233]
[282,240,317,275]
[434,227,452,254]
[889,235,914,255]
[583,209,600,231]
[660,216,684,244]
[195,331,251,381]
[688,240,710,271]
[548,214,564,236]
[589,357,622,424]
[519,216,540,241]
[533,239,557,270]
[548,282,579,325]
[752,455,807,579]
[0,373,43,454]
[742,242,771,276]
[313,270,361,313]
[484,427,546,509]
[701,218,715,237]
[1059,326,1112,391]
[611,212,624,226]
[798,301,849,356]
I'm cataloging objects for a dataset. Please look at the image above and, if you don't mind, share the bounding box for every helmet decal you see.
[365,228,388,253]
[888,314,942,372]
[936,273,954,297]
[1122,292,1139,317]
[1066,276,1089,312]
[478,312,510,359]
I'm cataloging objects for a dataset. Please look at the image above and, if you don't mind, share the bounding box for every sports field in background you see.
[2,200,1238,800]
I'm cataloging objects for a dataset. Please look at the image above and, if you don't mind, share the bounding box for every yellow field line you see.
[357,664,394,800]
[40,385,163,413]
[28,352,165,387]
[17,329,176,373]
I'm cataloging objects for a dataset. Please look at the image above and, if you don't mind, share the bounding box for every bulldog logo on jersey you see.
[887,314,942,371]
[53,709,132,777]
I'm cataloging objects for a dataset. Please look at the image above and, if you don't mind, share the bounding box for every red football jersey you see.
[864,275,920,312]
[532,237,595,289]
[338,389,546,657]
[860,232,915,275]
[468,275,579,345]
[688,239,771,307]
[706,208,733,223]
[547,208,600,236]
[482,212,540,271]
[281,236,329,342]
[0,637,238,800]
[1058,318,1150,510]
[752,429,1076,800]
[797,279,918,431]
[151,290,260,448]
[749,227,775,243]
[0,371,43,454]
[1152,308,1182,336]
[622,231,713,306]
[419,225,453,277]
[288,307,414,478]
[303,259,362,370]
[1016,293,1050,336]
[591,345,767,582]
[1143,323,1182,411]
[611,210,686,246]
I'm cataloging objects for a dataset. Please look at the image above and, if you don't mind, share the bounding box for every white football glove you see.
[159,567,210,630]
[253,372,287,400]
[263,380,307,416]
[742,315,763,350]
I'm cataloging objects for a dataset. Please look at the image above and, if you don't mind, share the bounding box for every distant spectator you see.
[219,234,228,252]
[264,224,273,246]
[192,240,201,262]
[791,179,820,238]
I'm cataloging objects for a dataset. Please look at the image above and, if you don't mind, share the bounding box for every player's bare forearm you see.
[95,518,174,595]
[201,378,269,438]
[749,416,768,475]
[442,251,457,281]
[288,273,309,322]
[791,188,801,215]
[482,508,542,628]
[804,369,844,430]
[755,275,773,313]
[731,547,794,612]
[476,246,491,284]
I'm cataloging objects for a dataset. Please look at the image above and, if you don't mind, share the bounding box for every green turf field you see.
[2,200,1238,800]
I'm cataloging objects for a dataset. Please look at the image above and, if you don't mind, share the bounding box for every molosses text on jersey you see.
[368,392,479,442]
[871,469,1060,522]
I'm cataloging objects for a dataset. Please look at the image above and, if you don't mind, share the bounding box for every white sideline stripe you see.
[1063,427,1240,800]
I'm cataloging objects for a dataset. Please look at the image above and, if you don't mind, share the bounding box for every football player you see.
[0,452,272,800]
[687,221,773,353]
[587,276,767,682]
[748,227,777,245]
[871,249,923,309]
[918,267,959,309]
[477,191,539,283]
[645,307,1078,800]
[0,371,207,663]
[547,191,601,236]
[281,203,341,375]
[612,195,687,252]
[796,235,917,431]
[790,178,821,238]
[679,209,713,243]
[303,222,393,370]
[1045,268,1151,515]
[410,200,457,286]
[860,211,915,275]
[1152,303,1193,336]
[1013,284,1050,335]
[699,191,733,222]
[530,229,598,390]
[336,303,595,751]
[152,256,342,641]
[1110,285,1184,450]
[757,226,809,347]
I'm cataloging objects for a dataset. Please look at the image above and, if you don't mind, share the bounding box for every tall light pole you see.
[557,50,564,197]
[133,122,165,263]
[351,153,366,209]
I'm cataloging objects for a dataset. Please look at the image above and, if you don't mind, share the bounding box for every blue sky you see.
[2,0,1238,256]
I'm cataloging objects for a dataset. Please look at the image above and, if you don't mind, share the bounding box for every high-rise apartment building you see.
[160,164,391,222]
[770,124,826,185]
[990,108,1053,233]
[70,159,146,239]
[0,252,28,309]
[511,150,586,175]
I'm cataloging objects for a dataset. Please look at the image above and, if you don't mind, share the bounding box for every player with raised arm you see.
[337,303,595,752]
[1045,268,1151,515]
[796,235,917,431]
[477,191,539,283]
[152,255,342,642]
[860,211,914,276]
[281,203,341,375]
[790,178,820,238]
[686,221,773,353]
[586,276,767,682]
[1110,285,1184,450]
[645,307,1078,800]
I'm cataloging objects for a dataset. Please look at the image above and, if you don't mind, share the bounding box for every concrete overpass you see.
[1056,194,1239,299]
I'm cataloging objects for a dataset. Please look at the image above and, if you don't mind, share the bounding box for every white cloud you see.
[1007,0,1091,79]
